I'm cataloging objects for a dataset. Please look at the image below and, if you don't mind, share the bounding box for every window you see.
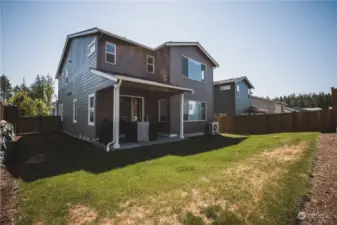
[88,38,96,56]
[183,100,206,121]
[158,99,168,122]
[236,85,240,96]
[147,55,155,73]
[248,89,250,99]
[73,99,77,123]
[65,69,68,85]
[182,56,206,82]
[105,41,116,64]
[220,85,231,91]
[58,103,63,121]
[88,93,95,126]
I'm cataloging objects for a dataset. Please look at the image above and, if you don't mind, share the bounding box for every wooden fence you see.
[332,87,337,109]
[10,116,61,134]
[215,109,337,134]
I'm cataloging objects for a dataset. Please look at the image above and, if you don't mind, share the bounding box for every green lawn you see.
[15,132,318,225]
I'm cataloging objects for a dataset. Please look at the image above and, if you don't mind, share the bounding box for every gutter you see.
[106,79,122,152]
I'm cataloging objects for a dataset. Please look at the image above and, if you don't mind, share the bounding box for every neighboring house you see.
[56,27,219,149]
[251,96,287,114]
[213,77,254,115]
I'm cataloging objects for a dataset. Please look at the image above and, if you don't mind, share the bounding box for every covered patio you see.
[91,69,194,151]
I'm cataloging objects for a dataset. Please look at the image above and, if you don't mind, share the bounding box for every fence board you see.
[11,116,60,134]
[215,109,337,135]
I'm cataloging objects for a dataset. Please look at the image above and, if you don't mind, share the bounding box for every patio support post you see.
[113,80,122,149]
[180,93,184,139]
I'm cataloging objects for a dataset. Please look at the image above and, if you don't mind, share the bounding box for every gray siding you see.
[169,46,214,134]
[213,83,235,116]
[58,35,115,140]
[235,80,251,114]
[97,35,170,83]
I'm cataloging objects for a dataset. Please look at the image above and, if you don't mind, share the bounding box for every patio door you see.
[120,95,144,122]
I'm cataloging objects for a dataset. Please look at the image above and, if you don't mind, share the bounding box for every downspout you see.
[106,79,122,151]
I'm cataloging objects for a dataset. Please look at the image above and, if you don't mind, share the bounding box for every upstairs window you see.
[65,69,69,84]
[236,85,240,97]
[248,89,250,99]
[88,38,96,56]
[183,100,206,121]
[182,56,206,82]
[105,42,116,64]
[147,55,155,73]
[88,93,95,126]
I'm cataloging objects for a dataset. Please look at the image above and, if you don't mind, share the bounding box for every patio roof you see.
[90,68,194,94]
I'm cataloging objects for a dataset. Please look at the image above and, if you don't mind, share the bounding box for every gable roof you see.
[213,76,254,89]
[56,27,219,78]
[251,96,287,105]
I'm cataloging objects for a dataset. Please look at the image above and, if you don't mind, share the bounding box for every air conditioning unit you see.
[209,122,219,135]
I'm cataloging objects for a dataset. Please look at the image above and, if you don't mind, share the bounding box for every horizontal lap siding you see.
[58,35,115,140]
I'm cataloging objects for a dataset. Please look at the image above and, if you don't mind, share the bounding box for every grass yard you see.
[10,132,318,225]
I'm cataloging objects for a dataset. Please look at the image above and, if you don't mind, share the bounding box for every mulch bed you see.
[0,167,19,225]
[300,134,337,225]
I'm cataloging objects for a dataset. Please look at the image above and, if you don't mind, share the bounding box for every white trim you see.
[88,93,95,126]
[183,100,207,122]
[105,41,116,65]
[180,93,184,139]
[158,99,168,122]
[90,69,117,82]
[147,55,155,74]
[182,55,206,82]
[87,38,96,57]
[120,95,145,122]
[73,99,77,123]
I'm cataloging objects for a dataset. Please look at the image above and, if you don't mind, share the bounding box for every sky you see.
[1,1,336,98]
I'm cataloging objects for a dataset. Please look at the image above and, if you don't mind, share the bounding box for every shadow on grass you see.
[6,132,246,182]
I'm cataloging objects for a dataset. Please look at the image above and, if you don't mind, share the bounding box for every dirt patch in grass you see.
[299,134,337,225]
[259,141,308,163]
[0,168,19,225]
[68,204,97,225]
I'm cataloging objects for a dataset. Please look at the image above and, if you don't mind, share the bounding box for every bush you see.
[0,120,16,165]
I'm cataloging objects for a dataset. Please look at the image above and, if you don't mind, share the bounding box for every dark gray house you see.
[56,28,219,149]
[213,77,255,116]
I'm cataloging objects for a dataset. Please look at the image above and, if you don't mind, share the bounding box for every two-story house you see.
[213,77,255,115]
[56,28,219,150]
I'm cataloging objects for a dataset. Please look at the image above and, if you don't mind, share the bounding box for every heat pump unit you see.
[209,122,219,135]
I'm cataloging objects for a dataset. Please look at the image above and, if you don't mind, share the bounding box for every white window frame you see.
[220,85,231,91]
[158,99,168,122]
[87,38,96,57]
[183,100,207,122]
[147,55,155,74]
[182,56,206,82]
[105,41,116,65]
[73,99,77,123]
[60,73,64,89]
[65,69,68,85]
[59,103,63,121]
[248,89,250,99]
[88,93,95,126]
[236,85,240,97]
[120,95,145,122]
